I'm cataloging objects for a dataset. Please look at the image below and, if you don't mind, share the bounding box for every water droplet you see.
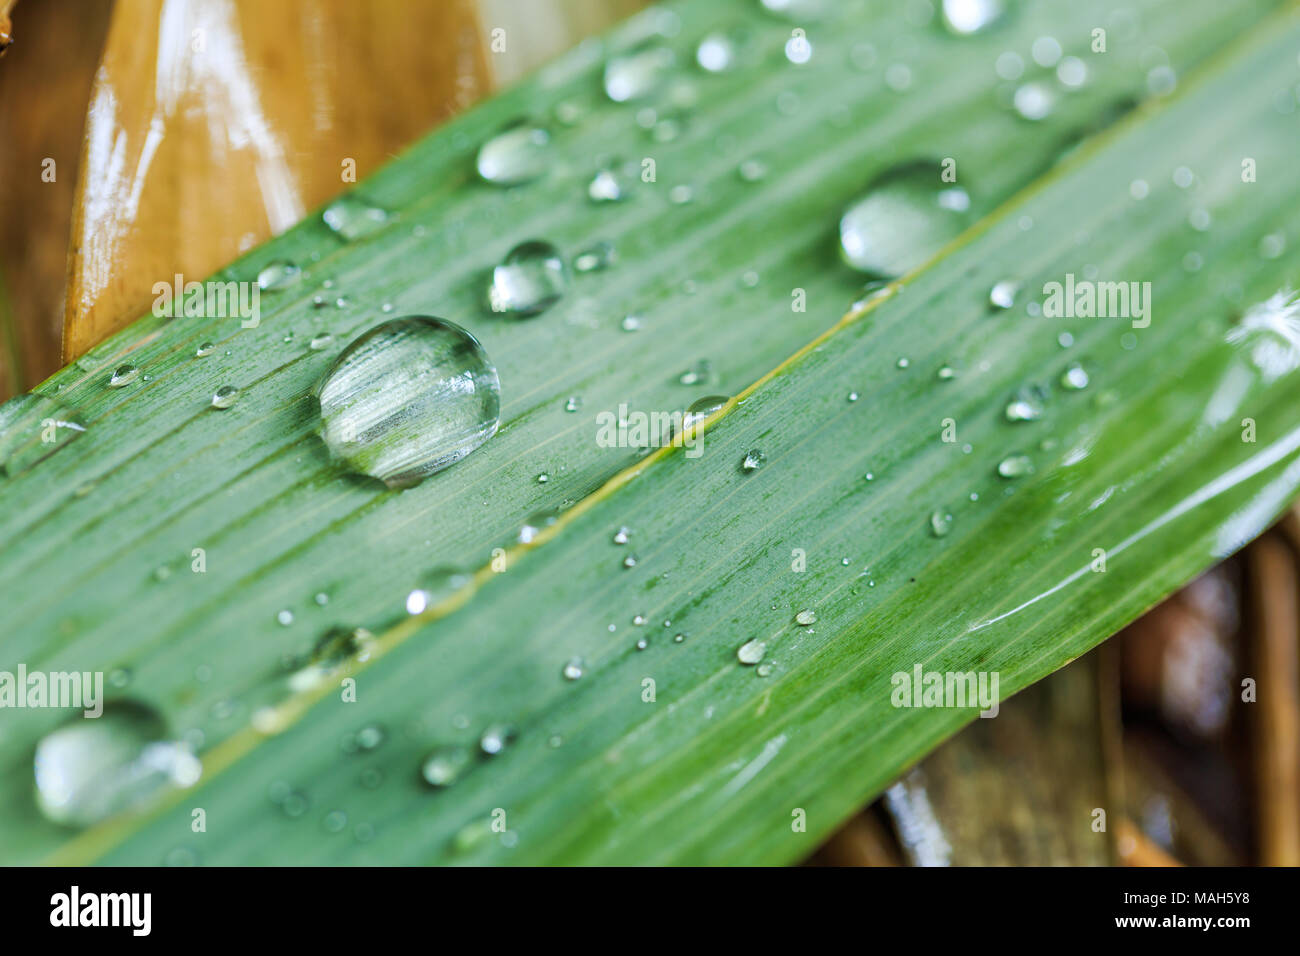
[937,364,956,381]
[989,279,1020,310]
[108,364,139,388]
[1056,56,1088,88]
[1013,82,1055,121]
[696,32,736,73]
[737,639,766,665]
[795,609,817,625]
[613,526,631,545]
[322,194,389,240]
[211,385,241,409]
[847,391,860,402]
[565,396,582,413]
[34,702,201,827]
[257,259,302,291]
[897,357,910,369]
[309,332,334,351]
[622,553,638,568]
[840,162,972,277]
[313,592,329,606]
[476,122,551,186]
[574,240,617,273]
[519,510,559,544]
[405,567,475,615]
[1004,388,1045,422]
[785,32,813,65]
[1060,363,1090,390]
[536,472,549,484]
[1031,36,1062,67]
[679,359,714,386]
[669,184,695,204]
[314,317,501,488]
[757,663,774,677]
[930,510,953,537]
[620,315,642,332]
[562,658,585,681]
[941,0,1004,34]
[588,168,626,203]
[997,454,1033,478]
[0,393,87,476]
[489,240,568,316]
[479,723,516,756]
[276,609,294,627]
[683,395,728,432]
[421,745,471,787]
[742,449,766,471]
[738,159,768,183]
[604,45,674,102]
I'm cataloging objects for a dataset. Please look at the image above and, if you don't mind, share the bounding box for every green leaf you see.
[2,0,1297,864]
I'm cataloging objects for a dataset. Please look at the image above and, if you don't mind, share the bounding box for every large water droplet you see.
[930,510,953,537]
[489,241,568,316]
[941,0,1004,34]
[840,163,972,277]
[322,194,390,240]
[34,702,201,827]
[476,123,551,186]
[683,395,729,431]
[211,385,240,410]
[604,45,675,102]
[314,317,501,488]
[737,639,767,665]
[0,393,86,477]
[997,454,1033,478]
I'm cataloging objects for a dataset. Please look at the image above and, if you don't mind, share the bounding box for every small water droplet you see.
[621,315,643,332]
[476,122,550,186]
[738,159,768,183]
[34,702,201,827]
[574,240,617,273]
[195,342,216,358]
[683,395,728,432]
[737,639,766,665]
[696,32,736,73]
[108,364,140,388]
[314,318,499,488]
[562,658,585,681]
[588,168,627,203]
[742,449,766,471]
[309,332,334,351]
[1060,363,1090,390]
[989,279,1020,310]
[406,567,475,615]
[1005,388,1045,422]
[613,526,631,545]
[565,396,583,413]
[211,385,241,409]
[1013,82,1055,121]
[257,259,302,291]
[604,44,675,102]
[785,32,813,65]
[322,194,389,240]
[997,454,1033,478]
[795,609,817,626]
[622,553,638,568]
[536,472,549,483]
[421,745,471,787]
[313,592,329,606]
[937,364,956,380]
[679,359,714,386]
[941,0,1004,34]
[0,393,87,476]
[489,240,568,316]
[519,510,559,544]
[930,510,953,537]
[479,723,516,756]
[840,162,972,277]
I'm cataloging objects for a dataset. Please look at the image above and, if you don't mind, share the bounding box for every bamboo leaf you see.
[1,0,1297,865]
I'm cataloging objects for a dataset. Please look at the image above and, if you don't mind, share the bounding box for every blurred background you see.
[1,0,1296,865]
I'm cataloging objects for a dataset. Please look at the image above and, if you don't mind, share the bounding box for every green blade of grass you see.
[1,0,1297,864]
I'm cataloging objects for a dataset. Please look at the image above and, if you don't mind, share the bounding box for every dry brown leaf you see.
[63,0,489,362]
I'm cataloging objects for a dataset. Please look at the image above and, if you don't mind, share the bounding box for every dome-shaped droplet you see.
[840,162,973,277]
[683,395,729,431]
[211,385,240,409]
[1060,363,1090,390]
[257,259,302,291]
[604,45,675,102]
[696,32,736,73]
[34,702,201,827]
[997,454,1033,478]
[742,449,766,471]
[737,639,766,664]
[489,241,568,316]
[930,510,954,537]
[941,0,1004,34]
[476,123,551,186]
[0,393,86,477]
[322,194,390,240]
[314,317,501,488]
[108,364,140,388]
[989,279,1021,310]
[795,609,817,626]
[422,746,471,788]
